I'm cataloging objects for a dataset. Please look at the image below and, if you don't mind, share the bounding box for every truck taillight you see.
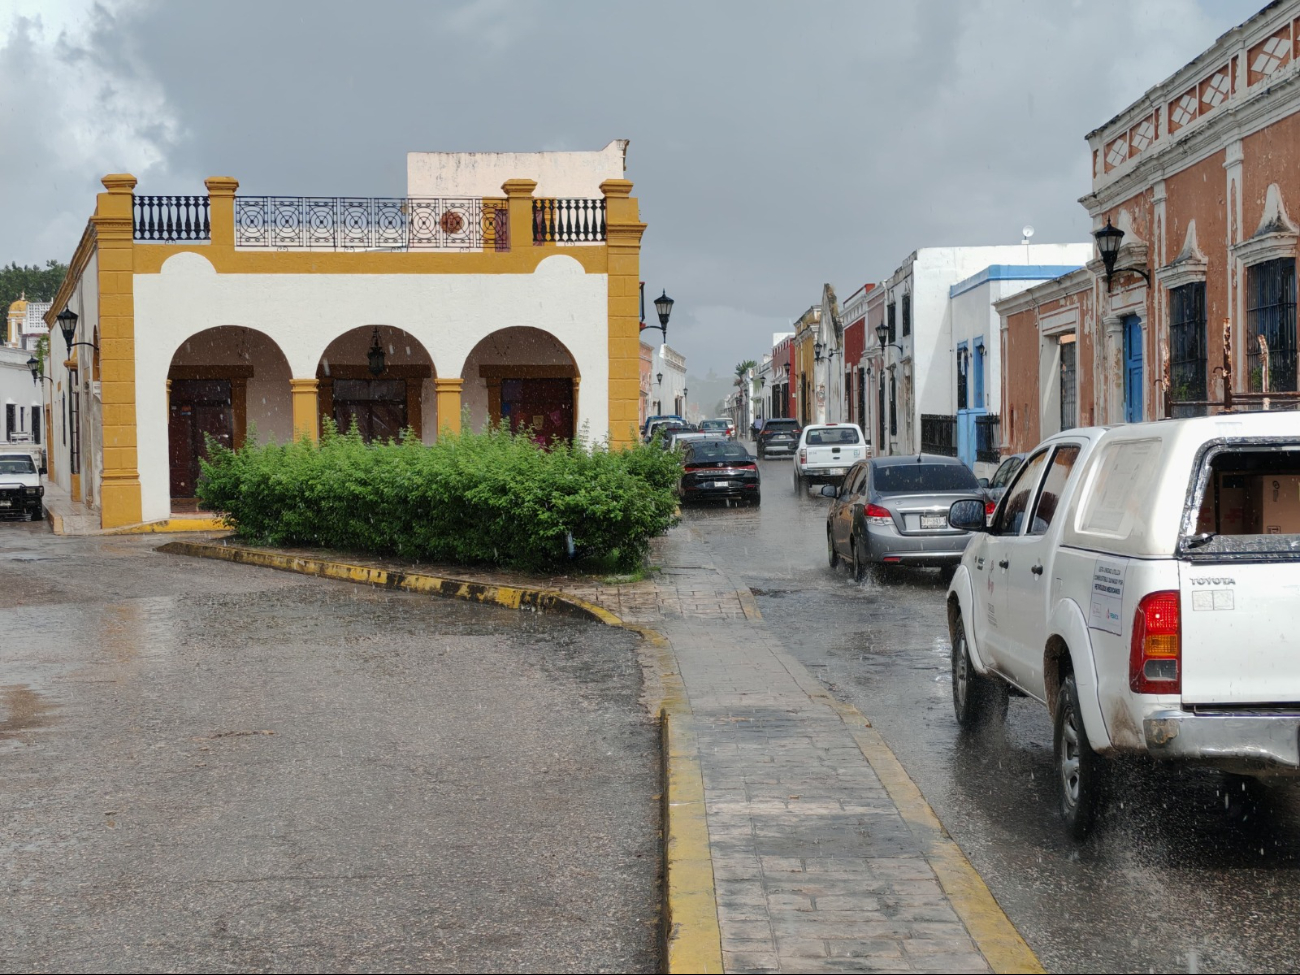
[1129,590,1181,694]
[799,448,807,464]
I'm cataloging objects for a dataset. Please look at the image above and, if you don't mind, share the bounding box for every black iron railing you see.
[975,413,1000,463]
[921,414,957,457]
[533,198,606,243]
[233,197,508,251]
[134,195,211,242]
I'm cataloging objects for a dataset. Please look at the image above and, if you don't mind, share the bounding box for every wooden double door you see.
[332,378,408,442]
[500,378,574,443]
[169,379,233,498]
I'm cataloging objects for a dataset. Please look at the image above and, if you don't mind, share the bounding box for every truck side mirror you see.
[949,499,986,532]
[39,466,47,476]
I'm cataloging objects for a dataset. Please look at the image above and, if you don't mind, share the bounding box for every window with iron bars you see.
[901,293,911,337]
[1169,282,1207,417]
[1247,258,1297,392]
[887,303,896,345]
[888,375,897,437]
[1060,340,1077,430]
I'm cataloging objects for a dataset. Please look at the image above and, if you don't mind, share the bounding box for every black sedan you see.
[678,440,761,506]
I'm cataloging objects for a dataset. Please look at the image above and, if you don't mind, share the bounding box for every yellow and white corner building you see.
[42,141,646,531]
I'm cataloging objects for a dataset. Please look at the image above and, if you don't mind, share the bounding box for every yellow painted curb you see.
[106,517,229,535]
[159,540,724,975]
[842,709,1044,974]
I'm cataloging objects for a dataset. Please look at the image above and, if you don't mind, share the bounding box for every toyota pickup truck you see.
[945,413,1300,838]
[0,445,46,521]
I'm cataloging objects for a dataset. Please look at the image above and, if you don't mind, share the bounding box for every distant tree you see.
[0,260,69,332]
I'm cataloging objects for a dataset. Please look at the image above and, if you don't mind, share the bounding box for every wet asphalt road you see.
[687,448,1300,975]
[0,524,658,974]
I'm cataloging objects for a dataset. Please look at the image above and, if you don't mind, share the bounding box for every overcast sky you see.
[0,0,1264,376]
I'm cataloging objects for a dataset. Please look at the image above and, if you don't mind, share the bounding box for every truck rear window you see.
[806,427,861,445]
[1184,445,1300,558]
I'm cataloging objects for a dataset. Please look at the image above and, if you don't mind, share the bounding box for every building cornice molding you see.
[1083,70,1300,215]
[993,267,1093,317]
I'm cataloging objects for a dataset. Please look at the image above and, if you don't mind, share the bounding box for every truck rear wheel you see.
[1054,672,1102,840]
[951,614,1007,730]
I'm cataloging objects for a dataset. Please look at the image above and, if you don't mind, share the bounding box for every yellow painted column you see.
[502,178,538,252]
[205,176,239,250]
[435,378,463,436]
[290,378,319,442]
[93,173,143,528]
[601,179,646,449]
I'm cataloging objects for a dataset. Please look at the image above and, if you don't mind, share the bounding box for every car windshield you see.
[806,427,860,445]
[875,463,979,494]
[687,442,750,463]
[702,420,728,430]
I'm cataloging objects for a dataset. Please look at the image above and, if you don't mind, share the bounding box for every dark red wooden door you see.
[502,378,574,444]
[169,380,233,498]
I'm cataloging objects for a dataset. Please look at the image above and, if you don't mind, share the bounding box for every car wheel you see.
[1055,671,1102,840]
[827,527,839,568]
[792,469,803,494]
[851,534,868,582]
[751,491,761,507]
[951,614,1008,730]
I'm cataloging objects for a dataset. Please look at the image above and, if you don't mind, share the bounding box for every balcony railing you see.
[233,197,508,251]
[921,414,957,457]
[134,195,211,242]
[533,198,606,244]
[975,413,1001,463]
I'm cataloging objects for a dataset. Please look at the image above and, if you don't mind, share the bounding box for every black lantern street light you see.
[26,355,52,386]
[656,371,663,386]
[875,321,903,355]
[813,339,825,362]
[57,308,97,355]
[641,289,675,342]
[366,326,386,377]
[1093,218,1150,291]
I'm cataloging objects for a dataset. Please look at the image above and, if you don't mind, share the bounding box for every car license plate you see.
[921,514,946,530]
[0,501,10,508]
[828,467,847,476]
[711,480,731,489]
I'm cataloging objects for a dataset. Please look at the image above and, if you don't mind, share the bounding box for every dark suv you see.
[756,419,801,459]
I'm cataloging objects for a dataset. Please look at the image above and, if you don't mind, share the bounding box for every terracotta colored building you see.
[999,1,1300,453]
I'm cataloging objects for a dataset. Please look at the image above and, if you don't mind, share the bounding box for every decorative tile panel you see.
[1129,116,1156,154]
[1168,89,1198,132]
[1249,27,1292,85]
[1106,135,1129,170]
[1201,70,1231,108]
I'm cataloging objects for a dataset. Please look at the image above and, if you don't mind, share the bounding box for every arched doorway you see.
[168,327,292,501]
[318,326,435,443]
[462,327,579,443]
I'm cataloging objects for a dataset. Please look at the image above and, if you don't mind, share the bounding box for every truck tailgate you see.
[1179,562,1300,705]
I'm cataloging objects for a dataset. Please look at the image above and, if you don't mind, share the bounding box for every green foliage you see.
[0,260,69,329]
[196,422,682,572]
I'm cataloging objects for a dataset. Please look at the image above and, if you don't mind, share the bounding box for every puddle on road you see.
[0,684,58,751]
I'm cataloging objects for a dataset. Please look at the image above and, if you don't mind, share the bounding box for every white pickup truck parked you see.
[0,445,46,521]
[792,423,867,492]
[945,413,1300,838]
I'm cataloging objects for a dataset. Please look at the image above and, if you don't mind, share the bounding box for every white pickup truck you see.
[0,445,46,521]
[945,413,1300,838]
[792,423,867,492]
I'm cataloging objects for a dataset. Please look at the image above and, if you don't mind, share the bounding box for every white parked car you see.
[792,423,867,492]
[945,413,1300,838]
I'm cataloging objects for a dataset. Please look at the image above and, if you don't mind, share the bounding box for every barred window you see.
[1060,339,1077,431]
[902,294,911,337]
[889,375,897,437]
[1247,258,1297,392]
[887,302,897,344]
[1169,282,1207,417]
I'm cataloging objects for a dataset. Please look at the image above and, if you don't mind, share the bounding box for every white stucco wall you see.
[44,252,100,501]
[0,348,44,448]
[133,251,609,522]
[407,140,627,198]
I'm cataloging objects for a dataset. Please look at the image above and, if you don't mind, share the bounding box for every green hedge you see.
[196,423,682,572]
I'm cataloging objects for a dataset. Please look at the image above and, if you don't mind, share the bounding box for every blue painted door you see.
[1123,316,1143,423]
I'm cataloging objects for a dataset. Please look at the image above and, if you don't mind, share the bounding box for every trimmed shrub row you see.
[197,423,682,572]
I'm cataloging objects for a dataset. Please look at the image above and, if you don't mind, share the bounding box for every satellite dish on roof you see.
[1021,225,1035,244]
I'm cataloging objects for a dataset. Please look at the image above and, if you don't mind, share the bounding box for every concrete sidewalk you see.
[167,526,1042,974]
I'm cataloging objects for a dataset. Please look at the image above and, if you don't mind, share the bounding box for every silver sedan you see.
[824,454,986,581]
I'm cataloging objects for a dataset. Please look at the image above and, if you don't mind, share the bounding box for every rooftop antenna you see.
[1021,224,1035,246]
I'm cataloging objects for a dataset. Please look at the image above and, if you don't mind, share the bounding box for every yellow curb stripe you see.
[843,714,1043,974]
[160,540,724,975]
